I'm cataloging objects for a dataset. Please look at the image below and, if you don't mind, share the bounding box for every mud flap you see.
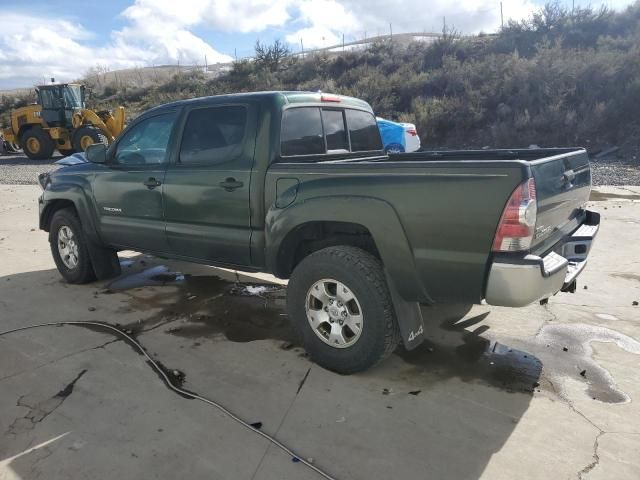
[386,273,425,350]
[87,241,121,280]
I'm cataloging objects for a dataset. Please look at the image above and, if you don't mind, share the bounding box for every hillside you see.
[2,2,640,156]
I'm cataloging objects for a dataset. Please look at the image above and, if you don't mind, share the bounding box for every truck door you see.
[92,111,178,253]
[162,103,257,266]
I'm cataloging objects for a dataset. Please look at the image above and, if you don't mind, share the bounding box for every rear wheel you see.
[21,127,55,160]
[287,246,401,374]
[49,208,96,284]
[72,126,107,153]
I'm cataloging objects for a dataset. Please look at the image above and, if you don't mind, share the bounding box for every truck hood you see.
[55,152,88,166]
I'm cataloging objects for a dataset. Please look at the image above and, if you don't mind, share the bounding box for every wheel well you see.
[41,200,77,232]
[17,125,35,144]
[276,221,379,278]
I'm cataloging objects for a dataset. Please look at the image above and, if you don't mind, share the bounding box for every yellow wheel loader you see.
[1,83,125,160]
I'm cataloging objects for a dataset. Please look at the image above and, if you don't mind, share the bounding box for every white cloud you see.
[1,0,637,89]
[0,15,97,87]
[286,0,361,47]
[122,0,292,34]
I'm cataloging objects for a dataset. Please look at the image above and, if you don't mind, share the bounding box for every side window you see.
[345,109,383,152]
[115,112,177,165]
[322,109,348,152]
[281,107,324,156]
[179,106,247,165]
[39,89,61,109]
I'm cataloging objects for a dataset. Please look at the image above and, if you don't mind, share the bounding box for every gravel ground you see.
[590,157,640,186]
[1,151,639,186]
[0,153,60,185]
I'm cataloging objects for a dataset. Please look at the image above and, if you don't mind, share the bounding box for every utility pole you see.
[234,48,237,62]
[342,33,345,52]
[443,16,446,34]
[389,23,393,39]
[500,2,504,29]
[300,38,304,59]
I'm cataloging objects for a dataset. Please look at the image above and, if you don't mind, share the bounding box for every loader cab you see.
[36,84,85,127]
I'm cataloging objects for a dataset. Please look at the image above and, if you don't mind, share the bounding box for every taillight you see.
[320,94,341,103]
[406,127,417,136]
[492,178,537,252]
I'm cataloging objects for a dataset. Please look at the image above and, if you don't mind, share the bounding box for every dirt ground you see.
[1,184,640,480]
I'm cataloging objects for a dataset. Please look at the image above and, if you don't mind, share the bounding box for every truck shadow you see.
[1,257,541,480]
[107,258,542,396]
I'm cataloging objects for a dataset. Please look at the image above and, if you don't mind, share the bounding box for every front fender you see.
[40,177,100,244]
[265,195,430,303]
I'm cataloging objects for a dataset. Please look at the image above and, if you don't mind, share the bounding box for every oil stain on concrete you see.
[106,264,293,344]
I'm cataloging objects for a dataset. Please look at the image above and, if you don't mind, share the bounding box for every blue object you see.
[377,118,406,153]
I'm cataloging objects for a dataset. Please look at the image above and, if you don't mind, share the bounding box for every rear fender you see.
[266,195,428,349]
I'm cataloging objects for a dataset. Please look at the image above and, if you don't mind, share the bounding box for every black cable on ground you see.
[0,321,336,480]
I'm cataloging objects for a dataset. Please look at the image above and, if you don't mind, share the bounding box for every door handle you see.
[219,178,244,192]
[562,169,576,187]
[144,178,162,189]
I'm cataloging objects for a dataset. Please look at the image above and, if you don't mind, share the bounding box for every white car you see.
[400,122,421,153]
[376,117,421,153]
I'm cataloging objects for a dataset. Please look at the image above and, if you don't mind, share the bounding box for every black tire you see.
[58,148,76,156]
[72,126,107,153]
[49,208,96,284]
[287,246,401,374]
[21,127,55,160]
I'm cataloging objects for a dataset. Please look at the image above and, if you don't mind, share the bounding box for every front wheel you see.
[72,126,107,153]
[22,127,55,160]
[49,208,96,284]
[287,246,401,374]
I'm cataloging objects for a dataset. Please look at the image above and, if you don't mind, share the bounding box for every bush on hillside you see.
[1,1,639,150]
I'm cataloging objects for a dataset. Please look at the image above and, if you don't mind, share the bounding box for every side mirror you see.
[85,143,107,164]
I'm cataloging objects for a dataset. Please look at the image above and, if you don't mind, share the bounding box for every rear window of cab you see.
[280,107,382,158]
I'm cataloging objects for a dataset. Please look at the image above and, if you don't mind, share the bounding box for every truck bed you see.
[269,147,591,303]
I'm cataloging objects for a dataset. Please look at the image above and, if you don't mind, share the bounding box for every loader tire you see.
[73,126,107,153]
[22,127,55,160]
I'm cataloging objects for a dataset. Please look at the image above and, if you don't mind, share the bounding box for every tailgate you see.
[530,149,591,254]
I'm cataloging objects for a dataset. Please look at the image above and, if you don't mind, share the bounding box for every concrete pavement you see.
[1,184,639,480]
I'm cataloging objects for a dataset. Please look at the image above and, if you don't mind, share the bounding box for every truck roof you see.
[146,91,373,115]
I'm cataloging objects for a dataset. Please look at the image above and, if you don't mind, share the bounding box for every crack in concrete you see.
[578,431,604,480]
[6,369,87,437]
[534,303,556,337]
[0,339,116,384]
[296,367,311,395]
[542,374,607,480]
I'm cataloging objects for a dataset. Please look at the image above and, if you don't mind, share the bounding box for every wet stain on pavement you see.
[589,190,640,201]
[105,260,639,403]
[107,265,294,344]
[519,323,640,403]
[611,272,640,282]
[394,309,640,403]
[396,312,543,395]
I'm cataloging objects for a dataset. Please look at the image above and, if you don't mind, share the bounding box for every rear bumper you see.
[485,210,600,307]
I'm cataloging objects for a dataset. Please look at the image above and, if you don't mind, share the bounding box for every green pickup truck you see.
[37,91,599,373]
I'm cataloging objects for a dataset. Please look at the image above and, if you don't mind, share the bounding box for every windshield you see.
[62,85,83,109]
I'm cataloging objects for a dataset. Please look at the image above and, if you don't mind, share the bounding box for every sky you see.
[0,0,636,89]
